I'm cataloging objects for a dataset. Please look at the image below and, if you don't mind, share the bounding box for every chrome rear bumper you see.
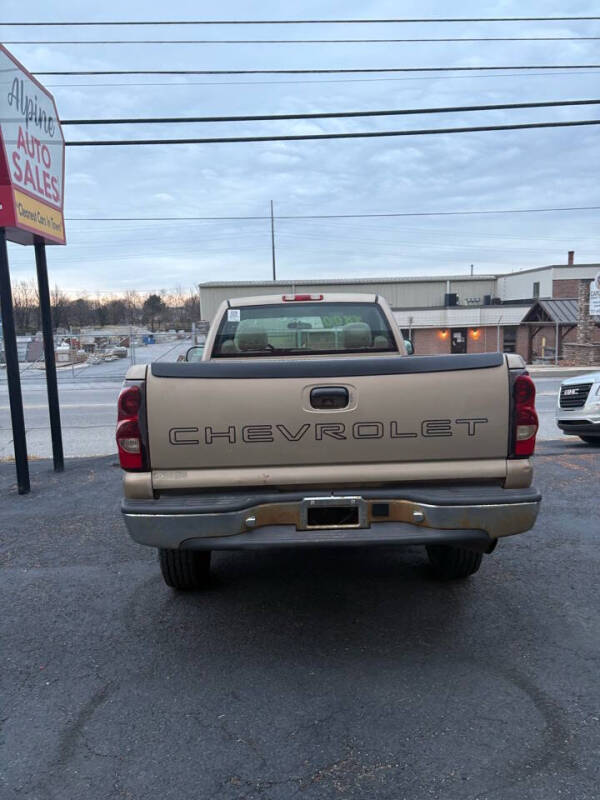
[122,484,541,552]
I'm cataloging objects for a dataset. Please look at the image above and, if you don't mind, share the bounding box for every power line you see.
[63,119,600,146]
[34,65,600,76]
[7,36,600,44]
[59,99,600,125]
[43,71,600,89]
[64,206,600,222]
[3,16,600,25]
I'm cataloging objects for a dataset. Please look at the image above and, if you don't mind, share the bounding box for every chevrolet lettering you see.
[168,418,490,446]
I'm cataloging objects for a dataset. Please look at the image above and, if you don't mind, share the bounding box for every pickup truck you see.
[117,293,541,589]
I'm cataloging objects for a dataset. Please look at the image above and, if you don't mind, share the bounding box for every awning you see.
[521,299,578,325]
[393,305,529,329]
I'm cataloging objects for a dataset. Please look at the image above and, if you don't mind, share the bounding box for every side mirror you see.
[404,339,414,356]
[185,345,204,362]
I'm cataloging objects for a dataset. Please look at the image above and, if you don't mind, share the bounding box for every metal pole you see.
[129,325,136,366]
[270,200,277,281]
[34,236,64,472]
[555,320,559,365]
[0,228,30,493]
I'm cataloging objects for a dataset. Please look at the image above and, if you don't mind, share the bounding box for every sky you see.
[1,0,600,294]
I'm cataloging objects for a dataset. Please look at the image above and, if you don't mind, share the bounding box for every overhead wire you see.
[283,217,600,244]
[64,205,600,221]
[58,99,600,125]
[3,16,600,25]
[7,36,600,44]
[42,71,600,89]
[62,119,600,146]
[34,65,600,75]
[59,219,600,245]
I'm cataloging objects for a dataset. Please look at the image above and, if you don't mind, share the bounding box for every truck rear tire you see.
[426,544,482,580]
[158,548,211,590]
[579,436,600,445]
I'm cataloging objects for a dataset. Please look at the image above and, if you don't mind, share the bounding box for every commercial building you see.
[198,256,600,362]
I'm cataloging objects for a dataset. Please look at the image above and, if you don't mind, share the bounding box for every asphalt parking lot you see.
[1,442,599,800]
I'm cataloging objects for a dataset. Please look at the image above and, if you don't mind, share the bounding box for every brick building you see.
[199,257,600,363]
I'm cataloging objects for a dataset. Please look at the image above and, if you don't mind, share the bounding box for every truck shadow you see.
[125,544,481,654]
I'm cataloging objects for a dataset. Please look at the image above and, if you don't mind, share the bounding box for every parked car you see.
[106,346,128,359]
[116,293,541,590]
[556,371,600,444]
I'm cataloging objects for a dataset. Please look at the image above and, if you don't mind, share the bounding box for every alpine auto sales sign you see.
[0,44,65,244]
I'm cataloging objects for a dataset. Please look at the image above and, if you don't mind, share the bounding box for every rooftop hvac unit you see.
[491,297,502,305]
[444,293,458,307]
[483,295,492,306]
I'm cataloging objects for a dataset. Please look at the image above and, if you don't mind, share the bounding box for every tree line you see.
[10,282,201,334]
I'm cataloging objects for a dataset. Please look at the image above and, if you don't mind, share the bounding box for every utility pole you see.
[270,200,277,281]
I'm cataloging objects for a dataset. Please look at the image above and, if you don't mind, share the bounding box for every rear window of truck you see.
[212,302,397,357]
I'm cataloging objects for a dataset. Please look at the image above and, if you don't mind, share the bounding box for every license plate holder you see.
[299,496,368,530]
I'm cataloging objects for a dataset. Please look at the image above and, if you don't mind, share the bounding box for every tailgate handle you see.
[310,386,349,410]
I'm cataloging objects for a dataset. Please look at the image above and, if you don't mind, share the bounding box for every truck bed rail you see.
[151,352,504,379]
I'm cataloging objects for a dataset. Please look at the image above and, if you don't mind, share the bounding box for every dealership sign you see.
[0,44,65,244]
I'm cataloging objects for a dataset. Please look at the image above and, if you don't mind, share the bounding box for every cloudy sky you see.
[2,0,599,293]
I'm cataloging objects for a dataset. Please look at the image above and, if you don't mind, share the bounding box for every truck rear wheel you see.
[158,548,211,590]
[579,435,600,445]
[426,544,482,580]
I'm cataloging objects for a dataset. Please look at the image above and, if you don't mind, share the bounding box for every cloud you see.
[3,0,599,290]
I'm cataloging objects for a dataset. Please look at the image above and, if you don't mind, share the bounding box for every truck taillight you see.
[513,374,538,457]
[118,385,140,419]
[282,294,324,301]
[116,385,146,470]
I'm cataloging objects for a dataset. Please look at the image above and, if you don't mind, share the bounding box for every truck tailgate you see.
[145,354,510,478]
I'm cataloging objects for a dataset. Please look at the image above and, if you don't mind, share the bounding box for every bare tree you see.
[184,287,201,323]
[123,289,142,325]
[50,285,70,329]
[12,279,40,333]
[11,282,199,335]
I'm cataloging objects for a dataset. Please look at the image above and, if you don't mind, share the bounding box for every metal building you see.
[198,259,600,361]
[198,275,497,323]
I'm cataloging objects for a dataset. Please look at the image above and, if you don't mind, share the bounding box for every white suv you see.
[556,371,600,444]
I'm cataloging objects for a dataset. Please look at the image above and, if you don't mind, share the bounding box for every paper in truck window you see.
[227,309,241,322]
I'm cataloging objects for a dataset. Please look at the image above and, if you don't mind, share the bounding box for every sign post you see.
[0,44,66,491]
[0,228,29,492]
[34,236,64,471]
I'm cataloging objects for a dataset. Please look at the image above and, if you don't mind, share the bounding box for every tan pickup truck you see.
[117,293,541,589]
